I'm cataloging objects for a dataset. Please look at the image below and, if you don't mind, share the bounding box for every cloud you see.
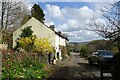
[79,6,94,19]
[45,4,63,20]
[44,3,105,42]
[2,0,119,2]
[27,0,119,2]
[64,30,103,42]
[57,19,81,32]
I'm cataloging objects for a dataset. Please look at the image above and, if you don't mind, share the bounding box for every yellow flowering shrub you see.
[34,38,53,55]
[16,26,36,51]
[18,37,32,45]
[17,36,35,51]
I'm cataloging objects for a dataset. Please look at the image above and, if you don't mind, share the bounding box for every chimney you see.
[50,25,55,31]
[58,31,61,34]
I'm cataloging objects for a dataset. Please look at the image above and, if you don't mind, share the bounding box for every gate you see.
[100,59,113,80]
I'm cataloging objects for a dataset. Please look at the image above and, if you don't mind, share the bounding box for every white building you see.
[13,17,69,60]
[54,31,69,60]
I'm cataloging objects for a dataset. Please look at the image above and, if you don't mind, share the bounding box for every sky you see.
[23,0,119,42]
[0,0,119,42]
[35,2,106,42]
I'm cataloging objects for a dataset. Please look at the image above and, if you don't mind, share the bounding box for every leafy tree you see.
[87,40,118,53]
[80,44,92,58]
[31,3,45,23]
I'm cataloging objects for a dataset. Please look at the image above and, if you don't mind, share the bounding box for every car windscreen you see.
[99,51,112,56]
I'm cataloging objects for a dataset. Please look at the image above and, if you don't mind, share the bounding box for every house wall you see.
[55,34,67,50]
[55,35,60,49]
[13,17,56,48]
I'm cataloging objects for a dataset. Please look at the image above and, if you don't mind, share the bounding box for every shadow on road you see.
[74,54,81,58]
[47,64,101,80]
[78,63,99,71]
[46,53,102,80]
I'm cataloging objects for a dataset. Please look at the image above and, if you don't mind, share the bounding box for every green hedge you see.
[80,44,92,59]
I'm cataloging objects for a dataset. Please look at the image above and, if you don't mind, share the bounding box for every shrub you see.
[16,26,36,51]
[2,52,47,79]
[2,31,13,49]
[17,36,35,51]
[67,46,71,56]
[80,44,92,58]
[20,26,33,38]
[34,38,53,55]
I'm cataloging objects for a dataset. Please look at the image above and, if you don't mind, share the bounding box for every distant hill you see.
[69,41,90,52]
[69,41,89,45]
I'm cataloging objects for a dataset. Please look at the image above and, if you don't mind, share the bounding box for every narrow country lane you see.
[47,52,103,80]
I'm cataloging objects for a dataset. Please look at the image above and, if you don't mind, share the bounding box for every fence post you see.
[100,60,103,80]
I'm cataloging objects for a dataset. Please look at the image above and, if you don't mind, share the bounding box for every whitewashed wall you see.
[55,34,67,49]
[13,17,56,48]
[55,35,60,51]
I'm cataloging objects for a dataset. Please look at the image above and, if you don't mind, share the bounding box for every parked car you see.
[88,50,113,65]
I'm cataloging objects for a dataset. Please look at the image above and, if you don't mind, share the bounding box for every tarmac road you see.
[47,52,112,80]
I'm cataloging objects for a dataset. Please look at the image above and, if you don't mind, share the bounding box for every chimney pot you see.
[50,25,55,31]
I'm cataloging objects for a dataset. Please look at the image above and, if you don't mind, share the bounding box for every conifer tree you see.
[31,3,45,23]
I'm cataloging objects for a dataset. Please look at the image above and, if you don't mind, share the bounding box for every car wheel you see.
[88,58,93,65]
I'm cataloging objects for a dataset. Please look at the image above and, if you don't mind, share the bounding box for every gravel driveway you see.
[47,52,112,80]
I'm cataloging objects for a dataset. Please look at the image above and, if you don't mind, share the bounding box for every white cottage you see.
[13,17,69,60]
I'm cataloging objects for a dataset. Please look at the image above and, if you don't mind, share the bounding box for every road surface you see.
[47,52,112,80]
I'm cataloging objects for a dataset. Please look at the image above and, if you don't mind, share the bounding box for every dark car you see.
[88,50,113,65]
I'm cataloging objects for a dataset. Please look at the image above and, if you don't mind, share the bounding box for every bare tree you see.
[87,1,120,52]
[0,0,30,31]
[0,0,30,45]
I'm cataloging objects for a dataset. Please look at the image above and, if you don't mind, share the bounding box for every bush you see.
[17,36,35,51]
[15,26,35,51]
[20,26,33,38]
[16,26,53,54]
[67,46,71,56]
[2,52,47,79]
[34,38,53,55]
[80,44,92,58]
[2,31,13,49]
